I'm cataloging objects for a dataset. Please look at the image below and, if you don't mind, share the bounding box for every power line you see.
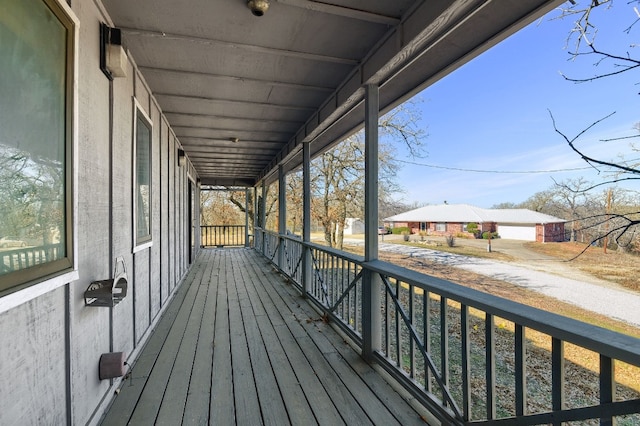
[397,159,594,174]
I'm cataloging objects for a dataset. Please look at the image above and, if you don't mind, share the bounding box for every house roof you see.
[384,204,565,225]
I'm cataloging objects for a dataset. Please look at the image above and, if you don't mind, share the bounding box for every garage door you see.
[498,224,536,241]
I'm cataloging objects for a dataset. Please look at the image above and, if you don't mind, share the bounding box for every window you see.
[435,223,447,232]
[0,0,75,293]
[420,222,427,232]
[463,222,468,232]
[134,105,152,246]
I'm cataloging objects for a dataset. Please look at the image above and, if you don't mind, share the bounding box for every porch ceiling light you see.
[247,0,269,16]
[177,148,186,167]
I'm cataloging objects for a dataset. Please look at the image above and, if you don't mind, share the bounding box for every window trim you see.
[435,222,447,232]
[133,98,153,249]
[0,0,79,305]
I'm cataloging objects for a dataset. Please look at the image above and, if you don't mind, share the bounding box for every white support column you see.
[363,84,381,362]
[302,142,312,297]
[278,165,286,270]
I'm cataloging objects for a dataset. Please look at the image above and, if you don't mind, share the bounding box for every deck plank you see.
[127,262,206,424]
[232,252,290,425]
[100,268,193,426]
[227,251,263,425]
[270,267,428,426]
[100,248,428,426]
[209,252,236,423]
[183,251,218,424]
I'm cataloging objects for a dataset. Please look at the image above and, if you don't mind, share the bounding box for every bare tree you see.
[311,101,427,249]
[547,1,640,252]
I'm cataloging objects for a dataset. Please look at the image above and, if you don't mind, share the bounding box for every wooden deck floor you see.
[100,248,429,426]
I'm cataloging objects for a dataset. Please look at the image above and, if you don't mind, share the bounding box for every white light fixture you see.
[247,0,269,16]
[177,148,186,167]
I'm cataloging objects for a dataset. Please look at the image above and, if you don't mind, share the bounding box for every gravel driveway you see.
[376,240,640,328]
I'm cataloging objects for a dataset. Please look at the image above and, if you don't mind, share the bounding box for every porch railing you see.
[254,228,640,425]
[200,225,246,247]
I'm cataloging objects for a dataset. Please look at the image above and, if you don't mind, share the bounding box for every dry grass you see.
[524,242,640,292]
[398,239,515,262]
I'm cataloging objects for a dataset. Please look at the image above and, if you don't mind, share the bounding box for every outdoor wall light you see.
[247,0,269,16]
[100,23,127,79]
[177,148,186,167]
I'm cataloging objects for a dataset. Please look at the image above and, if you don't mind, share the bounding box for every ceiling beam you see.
[121,27,359,65]
[181,139,285,148]
[163,111,304,126]
[158,94,316,112]
[139,66,334,93]
[275,0,400,26]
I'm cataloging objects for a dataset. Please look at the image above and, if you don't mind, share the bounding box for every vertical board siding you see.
[111,64,136,362]
[150,104,162,321]
[0,1,194,425]
[134,249,151,344]
[160,120,170,306]
[0,288,67,425]
[169,135,176,291]
[71,1,113,420]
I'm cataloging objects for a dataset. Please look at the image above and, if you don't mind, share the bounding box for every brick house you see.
[384,204,565,242]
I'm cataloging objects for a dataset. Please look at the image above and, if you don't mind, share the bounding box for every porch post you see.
[302,142,311,297]
[278,165,286,270]
[362,84,381,362]
[260,182,266,255]
[244,188,250,247]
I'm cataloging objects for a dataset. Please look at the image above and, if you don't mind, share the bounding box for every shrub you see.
[466,222,478,234]
[482,231,499,239]
[392,227,411,235]
[401,230,410,241]
[445,234,455,247]
[418,231,427,241]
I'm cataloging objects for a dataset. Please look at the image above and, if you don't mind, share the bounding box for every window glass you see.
[0,0,72,291]
[135,111,152,243]
[435,223,446,232]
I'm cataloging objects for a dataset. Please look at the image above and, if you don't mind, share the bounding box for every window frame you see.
[435,222,447,232]
[133,99,153,251]
[0,0,78,297]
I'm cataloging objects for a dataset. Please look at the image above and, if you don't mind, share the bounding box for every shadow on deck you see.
[100,248,429,425]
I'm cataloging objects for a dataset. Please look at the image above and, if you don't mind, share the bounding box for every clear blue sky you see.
[392,2,639,208]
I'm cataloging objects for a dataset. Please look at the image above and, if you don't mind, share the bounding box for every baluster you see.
[600,355,615,426]
[515,324,527,417]
[486,313,496,419]
[409,282,415,379]
[424,290,432,393]
[441,296,449,404]
[552,337,564,426]
[461,304,471,420]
